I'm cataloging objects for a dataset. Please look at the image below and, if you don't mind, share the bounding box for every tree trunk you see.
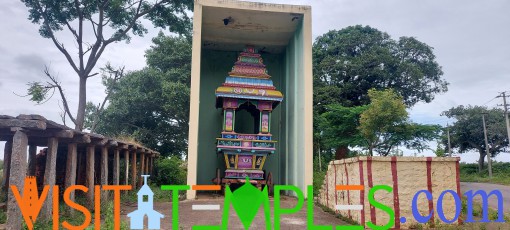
[478,151,486,173]
[335,146,348,160]
[75,76,87,131]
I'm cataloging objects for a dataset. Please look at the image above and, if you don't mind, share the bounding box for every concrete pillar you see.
[27,144,37,176]
[42,137,58,219]
[6,130,27,229]
[113,148,120,185]
[2,140,12,193]
[139,153,145,187]
[131,150,137,188]
[65,143,77,203]
[124,150,129,185]
[100,146,108,201]
[86,145,95,208]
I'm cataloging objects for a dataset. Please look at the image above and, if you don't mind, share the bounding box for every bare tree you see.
[22,0,192,130]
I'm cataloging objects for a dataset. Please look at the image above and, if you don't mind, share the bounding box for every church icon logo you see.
[127,175,164,229]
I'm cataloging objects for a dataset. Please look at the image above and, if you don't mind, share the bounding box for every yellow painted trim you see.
[215,86,283,98]
[185,2,203,200]
[224,154,230,169]
[235,155,239,169]
[302,9,314,198]
[259,156,267,170]
[252,155,256,168]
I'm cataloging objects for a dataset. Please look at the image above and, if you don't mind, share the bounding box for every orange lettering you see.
[52,186,59,229]
[103,185,132,230]
[62,185,91,230]
[94,185,101,230]
[11,177,49,230]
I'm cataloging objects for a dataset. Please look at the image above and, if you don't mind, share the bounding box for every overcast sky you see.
[1,0,509,162]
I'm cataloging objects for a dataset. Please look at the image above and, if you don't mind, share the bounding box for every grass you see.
[460,173,510,185]
[460,162,510,185]
[121,184,182,203]
[315,202,360,226]
[405,196,510,229]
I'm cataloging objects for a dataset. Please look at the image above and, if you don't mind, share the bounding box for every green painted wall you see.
[282,21,305,192]
[197,49,286,185]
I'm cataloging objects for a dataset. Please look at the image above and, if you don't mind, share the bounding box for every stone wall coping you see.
[330,156,460,165]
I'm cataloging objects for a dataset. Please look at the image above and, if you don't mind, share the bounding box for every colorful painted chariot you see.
[212,46,283,193]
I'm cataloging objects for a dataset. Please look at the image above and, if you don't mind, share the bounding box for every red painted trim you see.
[426,157,435,224]
[359,160,366,228]
[344,163,351,218]
[455,160,463,224]
[391,157,401,229]
[367,156,376,225]
[326,167,329,207]
[334,164,338,213]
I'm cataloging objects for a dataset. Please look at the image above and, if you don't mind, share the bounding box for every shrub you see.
[313,170,326,197]
[152,156,187,185]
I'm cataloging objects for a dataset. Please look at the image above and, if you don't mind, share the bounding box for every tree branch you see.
[90,65,125,132]
[88,16,99,39]
[57,100,67,126]
[34,1,80,74]
[83,3,106,76]
[64,21,78,40]
[104,0,164,44]
[44,67,77,125]
[74,0,85,72]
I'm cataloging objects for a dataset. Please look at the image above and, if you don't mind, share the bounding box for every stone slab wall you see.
[317,156,460,228]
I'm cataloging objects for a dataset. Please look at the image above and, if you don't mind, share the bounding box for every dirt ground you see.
[121,194,351,229]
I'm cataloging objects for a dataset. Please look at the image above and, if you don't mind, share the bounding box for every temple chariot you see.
[212,46,283,193]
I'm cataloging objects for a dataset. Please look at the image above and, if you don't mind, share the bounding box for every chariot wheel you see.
[212,168,222,185]
[215,168,221,185]
[265,172,273,196]
[214,168,225,195]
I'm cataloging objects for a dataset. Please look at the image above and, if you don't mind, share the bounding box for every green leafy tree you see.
[358,89,440,156]
[359,89,408,155]
[442,105,508,172]
[91,33,191,157]
[312,25,447,160]
[22,0,192,130]
[313,25,447,111]
[319,104,367,150]
[318,89,440,157]
[434,144,447,157]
